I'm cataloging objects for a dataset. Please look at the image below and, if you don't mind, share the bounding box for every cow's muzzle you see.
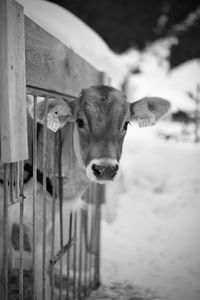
[86,159,119,183]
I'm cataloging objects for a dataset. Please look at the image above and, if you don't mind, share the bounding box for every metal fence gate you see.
[0,96,103,299]
[0,0,106,299]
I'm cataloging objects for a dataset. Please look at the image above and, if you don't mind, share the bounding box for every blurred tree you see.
[171,110,192,124]
[49,0,200,68]
[186,84,200,143]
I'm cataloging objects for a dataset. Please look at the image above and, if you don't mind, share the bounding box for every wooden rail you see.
[0,0,27,163]
[25,17,101,97]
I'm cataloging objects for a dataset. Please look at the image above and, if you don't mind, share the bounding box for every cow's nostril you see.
[92,164,103,177]
[111,164,119,176]
[114,164,119,172]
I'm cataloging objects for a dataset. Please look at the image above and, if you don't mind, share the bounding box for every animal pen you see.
[0,0,107,299]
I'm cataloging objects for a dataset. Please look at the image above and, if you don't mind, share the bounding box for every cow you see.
[1,85,170,299]
[28,85,170,187]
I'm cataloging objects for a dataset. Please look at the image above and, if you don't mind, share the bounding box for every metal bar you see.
[26,86,76,103]
[3,163,9,300]
[32,95,37,300]
[19,160,24,300]
[50,133,57,300]
[9,163,14,204]
[15,162,19,199]
[73,213,77,300]
[94,184,102,287]
[94,184,98,283]
[50,237,76,266]
[88,186,95,285]
[58,131,63,300]
[66,212,73,299]
[94,185,99,284]
[12,163,16,203]
[42,96,48,300]
[78,211,83,299]
[83,207,88,295]
[87,188,93,290]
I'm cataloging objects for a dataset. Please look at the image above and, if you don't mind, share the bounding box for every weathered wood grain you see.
[0,0,28,163]
[25,16,101,97]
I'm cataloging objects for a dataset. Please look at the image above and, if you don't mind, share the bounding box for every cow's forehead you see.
[76,86,129,116]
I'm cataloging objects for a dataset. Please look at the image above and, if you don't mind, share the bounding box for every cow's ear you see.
[27,96,75,131]
[129,97,170,127]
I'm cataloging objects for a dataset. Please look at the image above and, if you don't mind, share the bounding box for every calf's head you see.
[28,86,170,184]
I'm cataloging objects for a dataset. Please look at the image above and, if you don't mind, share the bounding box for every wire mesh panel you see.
[0,92,103,300]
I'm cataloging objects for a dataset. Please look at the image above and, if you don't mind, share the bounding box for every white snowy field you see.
[101,124,200,300]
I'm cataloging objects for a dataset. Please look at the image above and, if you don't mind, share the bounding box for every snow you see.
[170,59,200,91]
[17,0,139,88]
[101,125,200,300]
[126,34,200,112]
[127,58,200,112]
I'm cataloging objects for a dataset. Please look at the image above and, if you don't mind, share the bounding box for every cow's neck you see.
[37,123,90,201]
[61,123,90,200]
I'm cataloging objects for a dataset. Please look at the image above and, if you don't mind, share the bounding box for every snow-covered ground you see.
[100,125,200,300]
[99,47,200,299]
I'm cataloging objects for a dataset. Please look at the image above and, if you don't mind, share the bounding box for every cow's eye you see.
[123,121,130,131]
[77,118,84,129]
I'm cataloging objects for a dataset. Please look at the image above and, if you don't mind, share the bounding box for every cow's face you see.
[28,86,170,184]
[73,87,130,183]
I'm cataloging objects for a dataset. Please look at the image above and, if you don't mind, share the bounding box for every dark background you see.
[48,0,200,68]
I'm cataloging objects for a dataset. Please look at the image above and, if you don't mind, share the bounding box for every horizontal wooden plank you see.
[0,0,28,163]
[25,16,101,97]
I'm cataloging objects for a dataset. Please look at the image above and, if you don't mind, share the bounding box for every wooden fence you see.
[0,0,106,299]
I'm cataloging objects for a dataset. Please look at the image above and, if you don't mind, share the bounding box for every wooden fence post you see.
[0,0,28,163]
